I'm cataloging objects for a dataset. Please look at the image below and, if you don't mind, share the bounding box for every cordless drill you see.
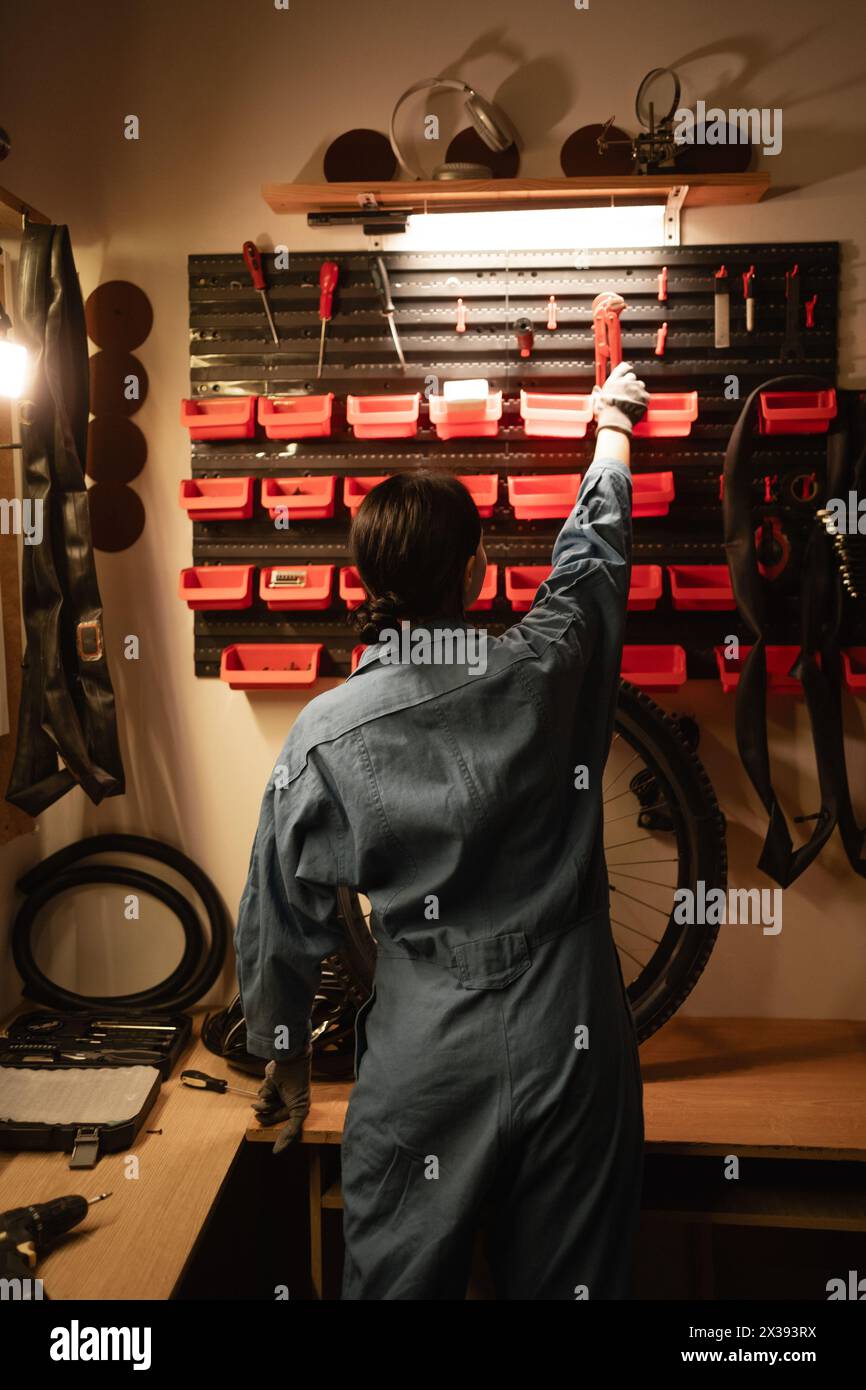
[0,1192,111,1297]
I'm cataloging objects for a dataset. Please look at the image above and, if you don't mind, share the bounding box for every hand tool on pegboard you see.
[370,256,406,370]
[780,262,803,360]
[742,264,756,333]
[317,259,339,377]
[713,265,730,348]
[242,241,279,346]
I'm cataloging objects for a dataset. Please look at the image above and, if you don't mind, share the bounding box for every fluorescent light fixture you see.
[0,339,28,398]
[398,203,666,252]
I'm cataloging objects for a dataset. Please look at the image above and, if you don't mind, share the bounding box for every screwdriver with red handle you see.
[242,240,280,345]
[317,260,339,378]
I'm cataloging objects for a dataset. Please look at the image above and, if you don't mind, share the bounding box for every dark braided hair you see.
[350,471,482,643]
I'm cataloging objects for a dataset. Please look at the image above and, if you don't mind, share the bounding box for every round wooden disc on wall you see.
[86,416,147,483]
[560,123,634,177]
[323,129,397,182]
[89,352,148,416]
[674,123,752,174]
[88,482,146,552]
[445,128,519,178]
[85,281,153,350]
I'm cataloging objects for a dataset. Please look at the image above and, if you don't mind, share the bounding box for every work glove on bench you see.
[252,1047,312,1154]
[592,360,650,437]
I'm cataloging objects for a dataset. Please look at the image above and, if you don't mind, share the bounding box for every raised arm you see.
[512,363,650,658]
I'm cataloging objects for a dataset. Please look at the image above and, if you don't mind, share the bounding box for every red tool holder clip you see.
[805,293,818,329]
[785,263,799,297]
[654,322,668,357]
[742,265,755,299]
[456,298,467,333]
[657,267,668,303]
[547,295,558,330]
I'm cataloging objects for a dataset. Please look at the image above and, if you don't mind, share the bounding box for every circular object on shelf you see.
[88,481,146,551]
[86,415,147,483]
[674,123,752,174]
[635,67,681,128]
[444,127,519,178]
[84,280,153,350]
[323,128,397,183]
[560,123,633,177]
[89,351,148,416]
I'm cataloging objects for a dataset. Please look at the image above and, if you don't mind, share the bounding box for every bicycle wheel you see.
[336,680,727,1045]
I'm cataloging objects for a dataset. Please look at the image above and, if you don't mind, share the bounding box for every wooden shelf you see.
[263,172,770,217]
[0,183,49,236]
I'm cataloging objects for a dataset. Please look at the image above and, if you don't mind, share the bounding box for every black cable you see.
[15,835,229,1011]
[12,868,203,1011]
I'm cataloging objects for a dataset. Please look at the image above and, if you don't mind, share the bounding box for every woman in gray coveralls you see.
[235,362,650,1300]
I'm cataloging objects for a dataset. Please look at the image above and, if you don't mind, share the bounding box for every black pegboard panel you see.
[185,243,842,679]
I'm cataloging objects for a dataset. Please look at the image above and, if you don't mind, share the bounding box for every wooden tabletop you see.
[0,1032,251,1300]
[250,1017,866,1161]
[3,1016,863,1301]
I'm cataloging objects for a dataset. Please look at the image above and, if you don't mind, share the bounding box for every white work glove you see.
[251,1048,312,1154]
[592,361,650,437]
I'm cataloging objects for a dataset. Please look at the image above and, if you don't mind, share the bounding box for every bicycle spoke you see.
[607,882,671,916]
[604,801,670,825]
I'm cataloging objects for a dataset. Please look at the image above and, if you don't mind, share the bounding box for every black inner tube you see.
[14,835,229,1011]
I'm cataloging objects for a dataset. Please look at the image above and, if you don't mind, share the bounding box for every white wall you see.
[1,0,865,1022]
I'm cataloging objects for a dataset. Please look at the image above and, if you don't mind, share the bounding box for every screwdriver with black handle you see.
[0,1193,111,1296]
[181,1068,260,1096]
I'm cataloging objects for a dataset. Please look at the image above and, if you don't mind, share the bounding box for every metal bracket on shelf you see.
[664,185,688,246]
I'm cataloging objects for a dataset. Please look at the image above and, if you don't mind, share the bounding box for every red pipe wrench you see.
[592,292,627,387]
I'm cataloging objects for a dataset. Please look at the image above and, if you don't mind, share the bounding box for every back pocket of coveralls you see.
[343,1116,430,1216]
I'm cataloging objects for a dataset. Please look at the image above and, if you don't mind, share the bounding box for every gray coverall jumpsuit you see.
[235,455,644,1300]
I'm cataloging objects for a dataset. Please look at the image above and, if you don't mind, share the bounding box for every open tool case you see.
[0,1009,192,1167]
[0,835,227,1165]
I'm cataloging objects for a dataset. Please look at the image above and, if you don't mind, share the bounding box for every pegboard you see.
[184,243,843,681]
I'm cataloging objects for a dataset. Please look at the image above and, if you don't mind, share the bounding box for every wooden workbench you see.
[0,1030,254,1300]
[2,1017,864,1299]
[248,1016,866,1296]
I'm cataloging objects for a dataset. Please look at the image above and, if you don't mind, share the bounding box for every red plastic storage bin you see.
[633,392,698,438]
[627,565,663,611]
[347,393,420,439]
[258,394,334,440]
[457,474,498,517]
[758,389,837,436]
[714,644,805,694]
[220,643,323,689]
[428,391,502,439]
[621,645,687,691]
[507,474,581,520]
[178,477,254,521]
[468,564,498,611]
[261,476,336,520]
[632,472,675,518]
[181,396,257,441]
[351,644,368,673]
[519,389,594,439]
[343,476,387,515]
[842,649,866,694]
[178,565,254,611]
[669,565,735,611]
[339,566,366,610]
[259,565,334,611]
[505,566,550,611]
